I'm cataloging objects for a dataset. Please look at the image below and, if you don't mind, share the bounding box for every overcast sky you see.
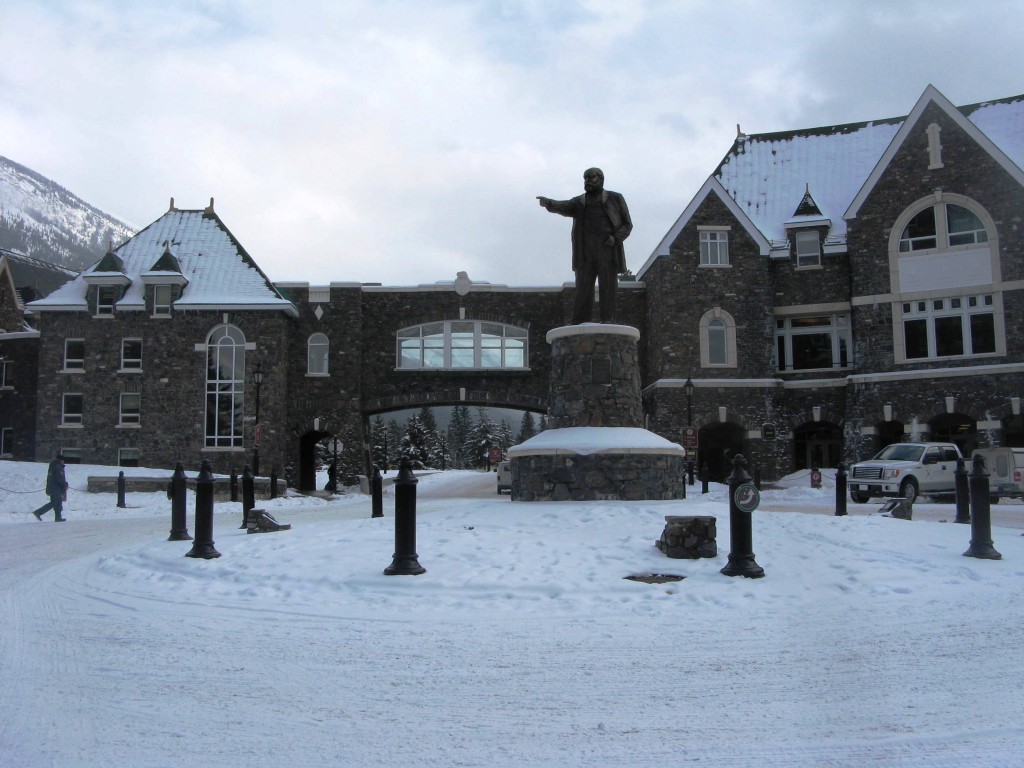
[2,0,1022,287]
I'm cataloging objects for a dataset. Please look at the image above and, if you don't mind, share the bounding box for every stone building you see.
[638,85,1024,480]
[11,85,1024,485]
[0,252,40,460]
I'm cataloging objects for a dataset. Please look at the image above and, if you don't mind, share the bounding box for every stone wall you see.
[511,453,686,501]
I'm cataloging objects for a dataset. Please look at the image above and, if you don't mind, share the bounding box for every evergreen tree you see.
[370,415,388,470]
[464,407,498,468]
[447,405,473,468]
[498,419,514,452]
[386,419,403,470]
[418,406,445,468]
[517,411,537,443]
[399,415,430,469]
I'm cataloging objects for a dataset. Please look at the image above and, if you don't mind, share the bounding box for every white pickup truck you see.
[848,442,963,503]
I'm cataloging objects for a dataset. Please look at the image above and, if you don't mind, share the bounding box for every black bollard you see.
[230,467,239,503]
[240,464,255,529]
[681,464,686,499]
[835,462,848,516]
[167,462,192,541]
[117,471,127,509]
[186,460,221,559]
[687,461,695,486]
[964,454,1001,560]
[720,454,765,578]
[754,465,762,491]
[270,467,278,500]
[371,464,384,518]
[954,458,970,524]
[701,463,709,495]
[384,458,426,575]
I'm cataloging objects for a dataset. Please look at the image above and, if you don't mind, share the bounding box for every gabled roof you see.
[639,86,1024,279]
[28,206,297,316]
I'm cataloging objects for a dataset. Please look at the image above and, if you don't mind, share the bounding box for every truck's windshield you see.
[873,445,925,462]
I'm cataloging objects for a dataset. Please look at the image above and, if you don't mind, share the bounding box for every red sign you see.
[488,446,502,464]
[254,423,262,447]
[681,426,698,449]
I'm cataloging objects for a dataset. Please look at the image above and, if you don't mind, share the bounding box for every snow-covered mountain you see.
[0,155,135,272]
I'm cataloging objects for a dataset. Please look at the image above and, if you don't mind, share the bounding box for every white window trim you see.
[120,338,143,373]
[775,313,852,373]
[63,339,85,372]
[396,320,529,371]
[795,230,821,269]
[152,285,173,318]
[119,392,141,426]
[698,307,737,368]
[62,393,83,425]
[0,358,11,389]
[0,426,12,457]
[94,285,119,317]
[698,227,731,267]
[893,292,1004,364]
[307,333,330,376]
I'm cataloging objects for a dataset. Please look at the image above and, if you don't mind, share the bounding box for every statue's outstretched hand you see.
[537,196,551,207]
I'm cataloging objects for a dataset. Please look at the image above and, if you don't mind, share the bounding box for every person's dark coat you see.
[45,458,68,498]
[543,190,632,273]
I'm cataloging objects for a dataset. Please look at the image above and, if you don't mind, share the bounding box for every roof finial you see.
[162,239,172,255]
[736,123,745,139]
[107,238,115,254]
[205,197,215,214]
[169,197,176,211]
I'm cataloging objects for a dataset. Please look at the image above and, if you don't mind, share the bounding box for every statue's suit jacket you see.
[543,190,632,273]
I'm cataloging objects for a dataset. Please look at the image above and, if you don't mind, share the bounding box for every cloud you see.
[1,0,1022,285]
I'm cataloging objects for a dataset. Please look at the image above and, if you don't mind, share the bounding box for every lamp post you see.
[684,376,694,427]
[252,362,264,476]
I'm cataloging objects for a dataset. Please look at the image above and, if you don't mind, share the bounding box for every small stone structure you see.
[656,515,717,559]
[509,324,685,501]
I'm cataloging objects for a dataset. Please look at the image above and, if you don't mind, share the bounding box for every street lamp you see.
[252,362,264,476]
[684,376,694,427]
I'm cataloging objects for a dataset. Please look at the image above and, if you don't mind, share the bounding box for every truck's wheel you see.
[900,478,919,503]
[850,491,870,504]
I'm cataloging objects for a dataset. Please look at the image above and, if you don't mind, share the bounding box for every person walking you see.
[32,454,69,522]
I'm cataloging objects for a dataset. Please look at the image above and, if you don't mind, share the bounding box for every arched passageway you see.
[698,422,746,482]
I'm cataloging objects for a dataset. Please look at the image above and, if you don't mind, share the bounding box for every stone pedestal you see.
[656,515,717,559]
[509,324,685,502]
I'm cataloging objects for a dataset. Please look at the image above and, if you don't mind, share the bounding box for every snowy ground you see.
[1,460,1022,767]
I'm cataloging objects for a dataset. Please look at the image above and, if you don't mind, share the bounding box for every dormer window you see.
[152,285,173,317]
[96,285,119,316]
[795,231,821,268]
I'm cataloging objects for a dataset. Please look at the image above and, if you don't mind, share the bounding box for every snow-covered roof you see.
[28,206,297,316]
[639,86,1024,278]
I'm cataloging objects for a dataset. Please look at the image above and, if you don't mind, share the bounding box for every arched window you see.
[699,308,736,368]
[308,333,329,375]
[206,325,245,447]
[889,195,1003,363]
[397,320,528,370]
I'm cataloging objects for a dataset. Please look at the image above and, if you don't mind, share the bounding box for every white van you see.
[972,447,1024,500]
[496,461,512,494]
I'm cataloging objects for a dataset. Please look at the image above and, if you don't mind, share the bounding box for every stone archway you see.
[297,429,331,491]
[793,421,843,470]
[697,422,746,483]
[876,420,905,452]
[1002,415,1024,447]
[928,412,977,456]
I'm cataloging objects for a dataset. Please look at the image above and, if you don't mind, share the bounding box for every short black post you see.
[753,465,762,491]
[240,464,255,529]
[270,467,278,500]
[687,461,695,486]
[835,462,848,516]
[167,462,192,541]
[116,471,127,509]
[186,460,221,559]
[954,457,971,524]
[384,458,425,575]
[701,463,709,495]
[371,464,384,518]
[721,454,765,578]
[230,467,239,503]
[964,454,1001,560]
[680,464,686,499]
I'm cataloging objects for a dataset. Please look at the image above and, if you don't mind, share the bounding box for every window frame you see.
[396,320,529,370]
[898,293,998,362]
[95,285,119,316]
[795,230,821,268]
[698,229,730,267]
[898,202,989,253]
[118,447,140,467]
[152,284,173,317]
[307,333,330,376]
[119,392,141,426]
[0,357,11,389]
[775,313,852,373]
[205,324,246,448]
[120,338,143,372]
[63,339,85,371]
[0,426,12,456]
[62,393,84,425]
[698,308,737,369]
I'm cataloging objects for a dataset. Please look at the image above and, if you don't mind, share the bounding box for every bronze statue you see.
[538,167,632,324]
